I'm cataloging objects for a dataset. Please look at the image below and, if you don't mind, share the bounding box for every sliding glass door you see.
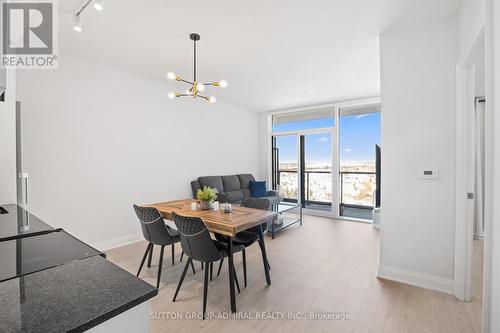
[272,135,299,202]
[303,133,332,210]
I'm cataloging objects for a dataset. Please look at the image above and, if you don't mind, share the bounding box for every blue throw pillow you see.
[250,181,267,198]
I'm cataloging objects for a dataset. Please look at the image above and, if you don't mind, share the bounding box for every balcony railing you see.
[276,170,376,209]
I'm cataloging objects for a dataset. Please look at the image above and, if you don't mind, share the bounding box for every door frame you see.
[454,17,488,307]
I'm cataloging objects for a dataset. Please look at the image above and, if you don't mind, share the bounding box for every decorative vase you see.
[199,200,213,210]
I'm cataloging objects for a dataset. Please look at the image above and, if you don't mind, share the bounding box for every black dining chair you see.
[171,212,243,319]
[133,204,195,289]
[214,197,272,287]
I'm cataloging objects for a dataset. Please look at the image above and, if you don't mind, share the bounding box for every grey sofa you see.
[191,174,281,205]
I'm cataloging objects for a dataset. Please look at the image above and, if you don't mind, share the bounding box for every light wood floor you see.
[106,215,483,333]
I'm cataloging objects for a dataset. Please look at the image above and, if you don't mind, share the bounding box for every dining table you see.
[143,199,277,313]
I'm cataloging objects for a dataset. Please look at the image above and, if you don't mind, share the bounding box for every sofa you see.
[190,174,281,205]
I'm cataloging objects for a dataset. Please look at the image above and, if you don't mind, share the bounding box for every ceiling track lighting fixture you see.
[167,33,227,104]
[73,0,104,32]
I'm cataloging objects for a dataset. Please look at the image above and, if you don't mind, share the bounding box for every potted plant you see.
[196,186,217,210]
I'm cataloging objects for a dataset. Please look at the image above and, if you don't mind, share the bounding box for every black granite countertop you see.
[0,229,103,282]
[0,204,158,332]
[0,255,157,332]
[0,204,54,241]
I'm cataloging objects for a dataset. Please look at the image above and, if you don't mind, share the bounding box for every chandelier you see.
[167,33,227,103]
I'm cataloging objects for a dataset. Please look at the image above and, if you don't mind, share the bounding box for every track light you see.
[73,15,82,32]
[93,0,103,11]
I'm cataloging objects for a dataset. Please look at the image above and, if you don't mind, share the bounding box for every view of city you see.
[278,161,376,207]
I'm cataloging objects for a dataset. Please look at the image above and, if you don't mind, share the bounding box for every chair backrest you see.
[133,205,177,246]
[241,198,271,233]
[171,212,222,262]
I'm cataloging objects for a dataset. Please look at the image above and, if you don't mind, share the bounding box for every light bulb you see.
[208,96,216,104]
[197,83,205,92]
[166,72,176,81]
[93,0,103,11]
[167,92,176,99]
[73,15,82,32]
[219,80,228,88]
[185,88,193,95]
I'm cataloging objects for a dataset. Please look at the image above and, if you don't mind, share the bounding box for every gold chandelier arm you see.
[177,77,193,85]
[203,82,220,86]
[197,94,209,101]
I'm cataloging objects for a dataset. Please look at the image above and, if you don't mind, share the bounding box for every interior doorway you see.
[455,25,487,331]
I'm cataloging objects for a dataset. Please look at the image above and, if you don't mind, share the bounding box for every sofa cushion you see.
[238,174,255,189]
[198,176,224,193]
[227,190,245,203]
[241,188,251,198]
[250,181,267,198]
[222,175,241,192]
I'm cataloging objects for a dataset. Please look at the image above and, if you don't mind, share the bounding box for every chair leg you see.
[217,258,224,277]
[233,263,241,294]
[137,243,151,277]
[203,261,209,320]
[173,258,192,302]
[147,244,154,268]
[180,250,184,262]
[190,259,196,275]
[156,245,165,289]
[171,244,175,266]
[210,262,213,281]
[242,248,247,288]
[258,241,271,271]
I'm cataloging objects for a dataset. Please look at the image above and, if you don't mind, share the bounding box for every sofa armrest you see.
[267,190,279,197]
[191,180,202,198]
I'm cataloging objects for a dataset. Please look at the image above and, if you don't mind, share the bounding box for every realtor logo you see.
[1,0,58,69]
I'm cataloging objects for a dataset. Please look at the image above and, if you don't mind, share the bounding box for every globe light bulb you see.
[209,96,216,104]
[73,16,82,32]
[197,83,205,92]
[93,0,104,11]
[219,80,228,88]
[167,92,176,99]
[166,72,176,81]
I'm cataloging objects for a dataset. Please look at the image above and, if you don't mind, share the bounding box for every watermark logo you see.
[1,0,58,69]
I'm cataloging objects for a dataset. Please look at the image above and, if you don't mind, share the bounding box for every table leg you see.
[300,204,303,226]
[227,236,237,313]
[258,224,271,285]
[272,216,276,239]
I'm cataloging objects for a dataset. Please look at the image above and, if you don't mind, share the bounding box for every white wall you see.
[485,0,500,331]
[378,16,459,292]
[16,53,260,250]
[459,0,485,59]
[0,69,17,204]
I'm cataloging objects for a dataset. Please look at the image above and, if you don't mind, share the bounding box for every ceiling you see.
[59,0,461,112]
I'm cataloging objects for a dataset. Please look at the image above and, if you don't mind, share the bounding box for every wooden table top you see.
[144,199,278,237]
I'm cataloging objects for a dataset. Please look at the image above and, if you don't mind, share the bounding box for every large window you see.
[339,104,381,219]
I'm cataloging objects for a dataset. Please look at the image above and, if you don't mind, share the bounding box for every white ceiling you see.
[59,0,461,112]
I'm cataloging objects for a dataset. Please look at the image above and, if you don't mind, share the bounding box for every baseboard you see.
[378,265,454,295]
[92,233,143,252]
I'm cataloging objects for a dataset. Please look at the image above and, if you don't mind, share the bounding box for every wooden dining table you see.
[143,199,277,313]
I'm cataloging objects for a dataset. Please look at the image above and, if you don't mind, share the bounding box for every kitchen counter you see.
[0,204,157,332]
[0,204,54,241]
[0,255,157,332]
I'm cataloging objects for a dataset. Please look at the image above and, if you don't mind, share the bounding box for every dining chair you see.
[171,212,243,319]
[133,205,195,289]
[214,197,271,287]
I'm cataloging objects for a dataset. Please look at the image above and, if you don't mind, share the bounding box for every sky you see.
[274,113,380,163]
